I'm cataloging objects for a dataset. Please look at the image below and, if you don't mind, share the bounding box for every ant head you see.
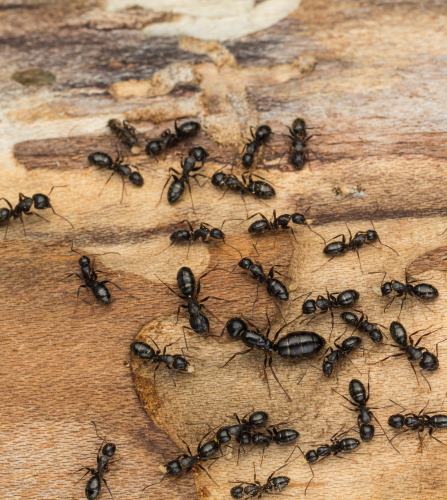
[128,171,144,186]
[304,449,318,464]
[189,146,208,162]
[175,120,201,138]
[210,228,224,240]
[165,458,183,476]
[79,255,91,267]
[255,124,272,142]
[291,117,306,136]
[238,257,252,269]
[19,196,33,211]
[211,171,227,187]
[172,355,190,372]
[366,229,378,242]
[380,281,392,296]
[302,299,317,314]
[420,351,439,371]
[230,485,245,498]
[247,410,269,427]
[145,139,163,156]
[102,442,116,457]
[291,213,306,225]
[0,207,10,221]
[32,193,51,209]
[225,317,247,338]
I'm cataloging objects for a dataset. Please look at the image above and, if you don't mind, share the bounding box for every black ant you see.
[88,151,143,202]
[377,321,442,389]
[158,266,223,342]
[340,311,384,343]
[379,270,438,316]
[388,400,447,449]
[322,335,362,377]
[65,246,122,305]
[131,338,193,381]
[286,117,312,170]
[160,146,209,208]
[167,219,241,258]
[211,168,276,200]
[321,222,398,272]
[300,289,360,334]
[301,430,360,494]
[145,120,201,156]
[238,257,289,301]
[215,409,270,447]
[223,316,325,400]
[107,118,139,149]
[230,459,293,499]
[243,209,324,243]
[241,124,272,168]
[80,423,116,500]
[0,187,73,238]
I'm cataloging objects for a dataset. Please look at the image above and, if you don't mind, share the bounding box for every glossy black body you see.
[130,340,190,373]
[211,170,275,199]
[74,255,112,305]
[238,257,288,300]
[302,289,360,316]
[247,209,309,236]
[274,331,325,359]
[83,438,116,500]
[322,336,362,377]
[287,117,311,170]
[241,124,272,168]
[146,120,200,156]
[305,435,360,465]
[88,151,144,187]
[169,221,225,246]
[341,311,383,343]
[230,473,290,499]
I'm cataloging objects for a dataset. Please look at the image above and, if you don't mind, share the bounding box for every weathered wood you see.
[1,0,447,499]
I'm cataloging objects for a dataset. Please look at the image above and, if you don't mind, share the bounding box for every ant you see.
[340,311,384,343]
[215,409,270,448]
[158,266,222,341]
[238,257,289,301]
[80,423,116,500]
[223,316,325,400]
[286,117,312,170]
[167,219,241,258]
[322,222,398,272]
[388,400,447,449]
[322,335,362,377]
[131,338,193,381]
[301,430,360,494]
[107,118,139,149]
[333,378,392,445]
[160,146,209,207]
[230,460,293,499]
[88,151,143,202]
[241,124,272,168]
[145,120,201,156]
[0,187,73,238]
[377,321,441,389]
[243,208,324,243]
[379,270,438,316]
[65,246,122,305]
[211,168,276,200]
[300,289,360,335]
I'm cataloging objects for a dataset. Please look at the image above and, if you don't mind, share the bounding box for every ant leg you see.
[153,362,160,384]
[120,177,126,204]
[197,464,218,485]
[373,352,404,364]
[409,361,420,387]
[222,348,253,367]
[420,371,432,392]
[19,214,27,237]
[3,221,10,240]
[45,205,74,228]
[429,429,447,447]
[371,219,399,256]
[412,328,442,347]
[269,355,291,401]
[397,294,407,319]
[383,295,396,313]
[101,477,114,499]
[0,197,13,209]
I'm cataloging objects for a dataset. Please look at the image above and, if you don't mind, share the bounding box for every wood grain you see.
[1,0,447,499]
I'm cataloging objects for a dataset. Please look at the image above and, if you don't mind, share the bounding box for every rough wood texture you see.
[1,0,447,498]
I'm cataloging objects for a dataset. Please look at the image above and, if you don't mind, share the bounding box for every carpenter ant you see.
[211,168,276,200]
[300,289,360,335]
[160,146,209,207]
[158,266,223,341]
[238,257,289,301]
[80,423,116,500]
[340,311,384,343]
[244,209,323,243]
[131,339,193,381]
[302,430,360,494]
[241,124,272,168]
[378,321,442,389]
[379,270,438,315]
[322,335,362,377]
[286,117,312,170]
[215,409,270,448]
[167,219,241,258]
[107,118,139,149]
[0,187,73,238]
[145,120,201,157]
[388,400,447,449]
[230,461,292,499]
[223,316,325,400]
[322,222,398,272]
[88,151,144,202]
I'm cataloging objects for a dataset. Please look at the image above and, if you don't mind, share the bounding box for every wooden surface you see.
[1,0,447,498]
